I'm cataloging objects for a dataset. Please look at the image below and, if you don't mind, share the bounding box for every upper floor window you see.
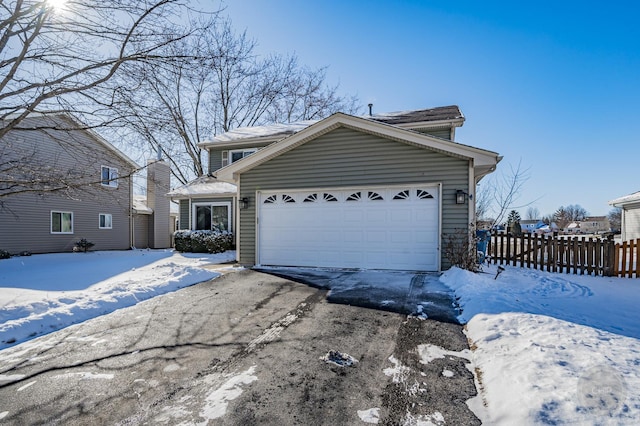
[221,148,257,167]
[101,166,118,188]
[51,211,73,234]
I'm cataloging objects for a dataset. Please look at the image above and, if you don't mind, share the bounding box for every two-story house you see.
[170,105,502,271]
[0,113,173,254]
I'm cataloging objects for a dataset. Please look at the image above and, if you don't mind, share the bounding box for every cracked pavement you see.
[0,269,480,425]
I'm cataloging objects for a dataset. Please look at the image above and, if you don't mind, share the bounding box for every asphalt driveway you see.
[0,269,479,425]
[255,267,461,323]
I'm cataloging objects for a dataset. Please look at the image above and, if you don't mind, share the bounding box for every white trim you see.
[437,182,443,272]
[99,213,113,229]
[51,210,74,234]
[191,201,232,232]
[228,148,258,165]
[235,176,241,263]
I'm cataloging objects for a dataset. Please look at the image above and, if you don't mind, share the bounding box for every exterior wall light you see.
[456,190,468,204]
[239,197,249,210]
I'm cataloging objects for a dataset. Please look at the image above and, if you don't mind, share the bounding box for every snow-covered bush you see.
[0,249,10,259]
[74,238,95,253]
[174,230,234,254]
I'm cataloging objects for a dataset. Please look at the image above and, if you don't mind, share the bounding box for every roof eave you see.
[393,118,465,130]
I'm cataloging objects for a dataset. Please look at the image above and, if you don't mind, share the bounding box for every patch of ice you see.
[417,344,471,364]
[0,412,8,420]
[403,410,446,426]
[383,356,411,384]
[200,365,258,420]
[442,370,455,378]
[53,372,114,380]
[357,407,380,424]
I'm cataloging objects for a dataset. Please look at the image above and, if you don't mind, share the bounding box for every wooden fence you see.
[487,233,640,278]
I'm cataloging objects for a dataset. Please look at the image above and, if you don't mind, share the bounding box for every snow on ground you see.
[0,250,235,350]
[441,264,640,425]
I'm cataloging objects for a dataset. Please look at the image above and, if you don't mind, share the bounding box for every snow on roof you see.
[132,195,180,215]
[203,106,464,145]
[609,191,640,206]
[210,120,318,144]
[167,176,237,198]
[132,195,153,215]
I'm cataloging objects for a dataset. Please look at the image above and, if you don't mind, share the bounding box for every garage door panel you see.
[258,185,440,271]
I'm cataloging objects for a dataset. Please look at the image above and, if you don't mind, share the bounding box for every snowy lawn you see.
[441,264,640,425]
[0,250,235,350]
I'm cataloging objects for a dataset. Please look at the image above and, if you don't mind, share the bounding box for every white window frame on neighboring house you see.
[192,201,232,232]
[99,213,113,229]
[101,165,118,188]
[221,148,257,167]
[51,211,74,234]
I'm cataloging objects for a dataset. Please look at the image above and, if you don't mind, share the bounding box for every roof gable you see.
[215,112,500,182]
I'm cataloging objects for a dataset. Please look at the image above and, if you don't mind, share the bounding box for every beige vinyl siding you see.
[0,115,134,254]
[238,127,469,270]
[133,215,150,248]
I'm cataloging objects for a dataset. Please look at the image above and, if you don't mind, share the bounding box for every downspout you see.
[129,172,134,249]
[468,161,475,228]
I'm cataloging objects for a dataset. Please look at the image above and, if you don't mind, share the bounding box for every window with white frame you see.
[51,211,73,234]
[221,148,257,167]
[99,213,113,229]
[101,166,118,188]
[192,202,231,232]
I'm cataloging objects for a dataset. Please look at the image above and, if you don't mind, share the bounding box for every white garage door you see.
[257,184,440,271]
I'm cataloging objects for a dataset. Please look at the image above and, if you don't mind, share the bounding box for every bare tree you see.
[525,206,540,220]
[475,160,531,228]
[608,207,621,232]
[0,0,211,137]
[111,18,359,185]
[553,204,588,229]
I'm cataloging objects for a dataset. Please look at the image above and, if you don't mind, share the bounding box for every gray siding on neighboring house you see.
[237,126,470,270]
[0,115,134,254]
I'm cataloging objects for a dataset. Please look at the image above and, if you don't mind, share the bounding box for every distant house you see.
[564,217,610,235]
[578,216,610,235]
[520,220,546,233]
[565,222,581,234]
[609,191,640,241]
[0,113,173,254]
[171,105,502,271]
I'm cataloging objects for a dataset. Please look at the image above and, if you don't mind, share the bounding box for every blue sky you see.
[220,0,639,217]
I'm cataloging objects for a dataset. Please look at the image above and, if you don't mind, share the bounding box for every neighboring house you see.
[565,222,581,234]
[173,105,501,271]
[609,191,640,241]
[578,216,610,235]
[521,220,545,233]
[0,113,173,254]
